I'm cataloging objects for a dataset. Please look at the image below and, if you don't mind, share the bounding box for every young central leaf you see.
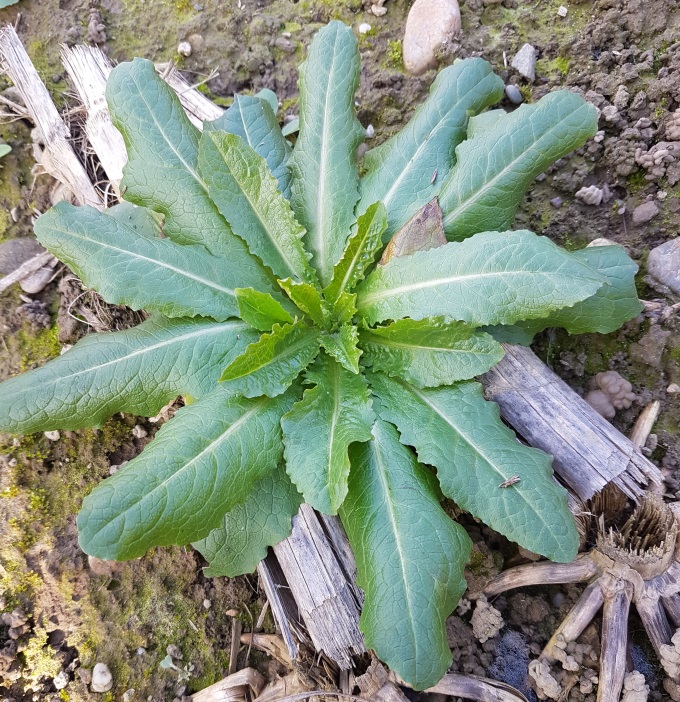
[199,130,315,285]
[289,21,364,286]
[356,230,606,326]
[341,419,472,690]
[281,354,374,514]
[220,321,320,398]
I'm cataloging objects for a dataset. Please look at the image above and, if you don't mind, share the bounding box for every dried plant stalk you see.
[0,25,102,208]
[597,576,633,702]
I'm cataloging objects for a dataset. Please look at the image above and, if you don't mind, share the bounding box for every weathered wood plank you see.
[482,344,663,503]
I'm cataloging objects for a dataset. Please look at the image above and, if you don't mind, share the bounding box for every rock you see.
[0,238,45,275]
[648,239,680,296]
[511,43,537,82]
[550,197,563,208]
[77,667,92,685]
[505,84,523,104]
[632,201,660,225]
[123,690,136,702]
[359,22,372,34]
[629,324,671,367]
[167,643,183,660]
[44,430,60,442]
[20,266,54,294]
[132,424,148,439]
[557,5,567,16]
[668,384,680,393]
[91,663,113,693]
[53,670,69,690]
[2,609,28,628]
[177,41,192,57]
[403,0,461,76]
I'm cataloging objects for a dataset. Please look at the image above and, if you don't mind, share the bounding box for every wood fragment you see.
[229,616,242,675]
[0,251,56,294]
[240,633,294,668]
[273,504,366,668]
[0,25,102,208]
[60,44,126,194]
[482,344,663,503]
[190,667,265,702]
[159,63,224,127]
[629,400,661,449]
[427,672,529,701]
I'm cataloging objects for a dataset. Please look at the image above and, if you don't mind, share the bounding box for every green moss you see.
[21,627,62,685]
[626,169,649,193]
[17,325,61,372]
[386,39,403,69]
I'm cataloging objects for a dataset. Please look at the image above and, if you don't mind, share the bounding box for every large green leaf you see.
[340,418,471,690]
[193,464,302,577]
[358,58,504,239]
[107,58,274,296]
[235,288,294,332]
[369,374,579,562]
[220,321,320,397]
[356,230,605,326]
[199,131,315,284]
[288,21,364,286]
[104,201,163,238]
[487,245,642,344]
[438,91,598,240]
[35,202,240,321]
[205,93,292,196]
[281,355,374,514]
[0,317,256,434]
[359,317,504,388]
[78,387,293,560]
[324,202,387,305]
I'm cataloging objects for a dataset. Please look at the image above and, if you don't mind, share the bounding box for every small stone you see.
[504,84,523,104]
[53,670,69,690]
[511,43,537,82]
[550,197,563,208]
[20,266,54,294]
[132,424,148,439]
[123,690,136,702]
[648,239,680,295]
[203,599,211,609]
[359,22,372,34]
[136,647,146,656]
[629,324,670,367]
[177,41,192,57]
[77,668,93,685]
[632,201,660,225]
[0,238,45,275]
[365,124,375,138]
[403,0,462,76]
[167,643,183,660]
[91,663,113,693]
[658,190,667,201]
[668,384,680,393]
[371,3,387,15]
[44,430,60,442]
[557,5,568,16]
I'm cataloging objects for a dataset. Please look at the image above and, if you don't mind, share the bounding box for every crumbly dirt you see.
[1,0,680,700]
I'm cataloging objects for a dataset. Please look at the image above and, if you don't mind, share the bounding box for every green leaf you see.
[335,292,357,324]
[282,355,374,514]
[359,317,504,388]
[255,88,279,115]
[358,58,504,240]
[438,91,598,240]
[324,202,387,304]
[369,374,579,562]
[320,324,362,373]
[199,131,315,284]
[0,144,12,158]
[278,278,328,327]
[356,230,605,326]
[205,93,292,196]
[235,288,294,332]
[107,59,275,298]
[104,201,163,238]
[282,117,299,137]
[289,21,364,286]
[487,245,642,343]
[78,386,293,560]
[35,202,241,321]
[340,418,471,690]
[0,316,257,434]
[193,464,302,577]
[220,320,320,398]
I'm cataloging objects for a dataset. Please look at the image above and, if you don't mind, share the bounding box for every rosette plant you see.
[0,22,642,689]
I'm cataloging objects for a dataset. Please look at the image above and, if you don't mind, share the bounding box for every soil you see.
[0,0,680,700]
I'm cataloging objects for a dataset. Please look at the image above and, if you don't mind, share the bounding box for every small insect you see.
[499,475,521,488]
[430,169,437,184]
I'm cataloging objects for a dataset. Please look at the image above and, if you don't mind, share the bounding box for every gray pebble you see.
[550,197,563,208]
[511,43,537,82]
[632,200,660,226]
[505,84,523,104]
[648,239,680,295]
[91,663,113,693]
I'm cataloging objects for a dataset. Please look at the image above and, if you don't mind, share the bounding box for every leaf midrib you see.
[361,334,488,354]
[50,225,236,298]
[441,102,591,229]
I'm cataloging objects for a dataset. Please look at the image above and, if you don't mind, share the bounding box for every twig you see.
[0,251,55,294]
